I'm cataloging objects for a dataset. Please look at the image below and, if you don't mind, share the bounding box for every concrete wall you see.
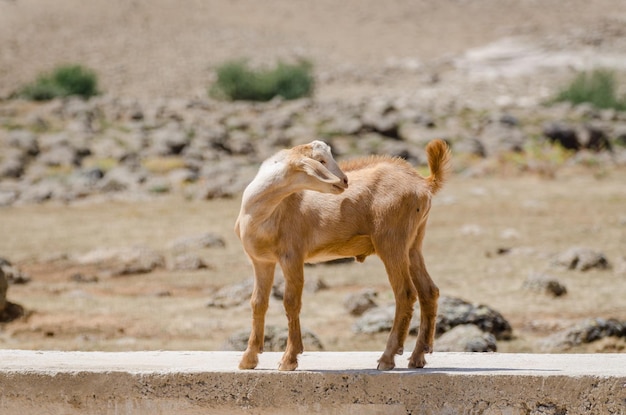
[0,351,624,415]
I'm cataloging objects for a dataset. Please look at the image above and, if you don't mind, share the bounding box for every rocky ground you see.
[1,0,626,356]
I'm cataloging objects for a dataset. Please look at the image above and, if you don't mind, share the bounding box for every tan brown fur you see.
[236,139,450,371]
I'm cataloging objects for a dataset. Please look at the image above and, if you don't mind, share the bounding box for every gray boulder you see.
[0,190,18,206]
[436,296,512,340]
[38,145,78,167]
[0,266,25,323]
[6,129,39,156]
[344,289,378,317]
[0,265,6,311]
[271,273,328,300]
[553,247,611,271]
[0,148,26,178]
[149,122,189,156]
[539,318,626,351]
[435,324,497,352]
[543,122,580,151]
[98,166,145,192]
[206,279,253,308]
[168,253,210,271]
[75,246,164,276]
[522,272,567,297]
[478,122,526,156]
[167,233,226,253]
[0,257,30,284]
[353,296,512,340]
[223,325,324,352]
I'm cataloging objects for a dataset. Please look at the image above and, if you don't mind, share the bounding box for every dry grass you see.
[1,170,625,354]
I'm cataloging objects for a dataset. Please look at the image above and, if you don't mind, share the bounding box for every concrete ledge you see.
[0,351,624,414]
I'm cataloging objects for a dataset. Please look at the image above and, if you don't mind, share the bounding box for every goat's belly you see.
[306,235,375,264]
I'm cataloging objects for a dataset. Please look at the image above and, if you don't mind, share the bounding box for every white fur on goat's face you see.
[292,140,348,194]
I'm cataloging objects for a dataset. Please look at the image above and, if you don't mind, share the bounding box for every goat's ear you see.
[297,158,339,184]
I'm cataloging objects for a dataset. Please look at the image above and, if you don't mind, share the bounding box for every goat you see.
[234,139,450,371]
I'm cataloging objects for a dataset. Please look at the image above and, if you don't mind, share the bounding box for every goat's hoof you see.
[376,358,395,371]
[238,361,257,370]
[238,353,258,370]
[408,355,426,369]
[278,359,298,371]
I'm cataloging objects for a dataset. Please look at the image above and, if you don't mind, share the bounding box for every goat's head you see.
[289,140,349,194]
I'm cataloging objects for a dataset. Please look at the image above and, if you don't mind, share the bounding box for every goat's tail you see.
[425,139,451,195]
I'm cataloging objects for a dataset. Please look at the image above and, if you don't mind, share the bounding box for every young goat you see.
[235,139,450,371]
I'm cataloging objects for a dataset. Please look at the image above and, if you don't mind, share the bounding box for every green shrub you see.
[19,64,99,101]
[210,60,314,101]
[553,69,626,110]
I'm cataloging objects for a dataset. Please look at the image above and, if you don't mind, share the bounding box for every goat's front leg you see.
[378,254,417,370]
[278,259,305,371]
[408,249,439,369]
[239,260,276,370]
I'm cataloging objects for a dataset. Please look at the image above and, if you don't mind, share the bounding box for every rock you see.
[522,272,567,297]
[344,289,378,316]
[112,247,164,276]
[222,324,324,352]
[478,122,526,156]
[0,257,30,284]
[69,273,99,283]
[0,266,25,323]
[98,166,145,192]
[167,168,198,187]
[0,148,26,178]
[6,129,39,156]
[0,265,6,311]
[454,137,486,157]
[437,296,512,340]
[38,146,78,167]
[377,140,424,165]
[361,100,400,139]
[552,247,611,271]
[192,159,245,200]
[18,180,62,203]
[434,324,497,352]
[149,122,189,156]
[167,233,226,253]
[352,296,512,340]
[168,253,210,271]
[352,304,397,334]
[75,246,164,276]
[581,123,611,151]
[322,114,363,136]
[206,279,253,308]
[539,318,626,351]
[543,122,580,151]
[531,403,568,415]
[271,273,328,300]
[0,190,18,206]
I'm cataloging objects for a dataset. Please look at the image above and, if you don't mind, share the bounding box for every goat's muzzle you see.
[332,176,349,193]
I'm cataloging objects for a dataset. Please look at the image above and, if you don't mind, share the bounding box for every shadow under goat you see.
[234,139,450,371]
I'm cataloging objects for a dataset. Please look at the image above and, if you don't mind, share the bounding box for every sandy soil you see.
[2,0,626,100]
[1,173,625,353]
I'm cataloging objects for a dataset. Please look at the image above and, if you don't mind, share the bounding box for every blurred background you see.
[0,0,625,356]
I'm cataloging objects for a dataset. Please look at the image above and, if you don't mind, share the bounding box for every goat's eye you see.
[319,159,326,165]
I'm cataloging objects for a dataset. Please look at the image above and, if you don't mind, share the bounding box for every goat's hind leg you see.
[408,249,439,369]
[239,261,276,370]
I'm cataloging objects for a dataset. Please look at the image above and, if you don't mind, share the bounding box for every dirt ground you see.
[2,0,626,100]
[1,0,626,355]
[1,169,625,354]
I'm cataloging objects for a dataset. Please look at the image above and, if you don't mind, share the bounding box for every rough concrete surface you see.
[0,351,624,414]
